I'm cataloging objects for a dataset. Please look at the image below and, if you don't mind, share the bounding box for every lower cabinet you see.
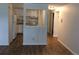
[23,27,42,45]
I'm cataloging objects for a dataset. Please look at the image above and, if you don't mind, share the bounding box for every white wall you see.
[0,4,9,45]
[58,4,79,54]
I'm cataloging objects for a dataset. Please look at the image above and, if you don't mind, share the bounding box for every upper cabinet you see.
[23,4,48,28]
[26,9,38,26]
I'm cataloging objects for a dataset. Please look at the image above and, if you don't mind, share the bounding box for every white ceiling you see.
[48,3,68,7]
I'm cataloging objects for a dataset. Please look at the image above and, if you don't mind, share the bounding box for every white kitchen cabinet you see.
[23,26,42,45]
[23,4,48,45]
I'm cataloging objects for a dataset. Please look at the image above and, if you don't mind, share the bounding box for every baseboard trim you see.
[0,45,8,47]
[53,34,58,38]
[58,39,77,55]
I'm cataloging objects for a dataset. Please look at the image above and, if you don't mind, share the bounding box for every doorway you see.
[8,4,24,49]
[50,13,54,35]
[48,10,54,36]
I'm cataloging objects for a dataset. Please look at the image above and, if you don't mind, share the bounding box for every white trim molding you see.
[53,34,58,37]
[58,39,77,55]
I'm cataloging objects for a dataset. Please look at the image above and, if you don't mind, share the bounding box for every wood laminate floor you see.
[0,34,72,55]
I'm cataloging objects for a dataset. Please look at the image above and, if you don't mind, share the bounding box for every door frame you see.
[50,13,54,35]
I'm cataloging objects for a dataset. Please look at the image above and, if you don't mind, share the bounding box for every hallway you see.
[0,34,72,55]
